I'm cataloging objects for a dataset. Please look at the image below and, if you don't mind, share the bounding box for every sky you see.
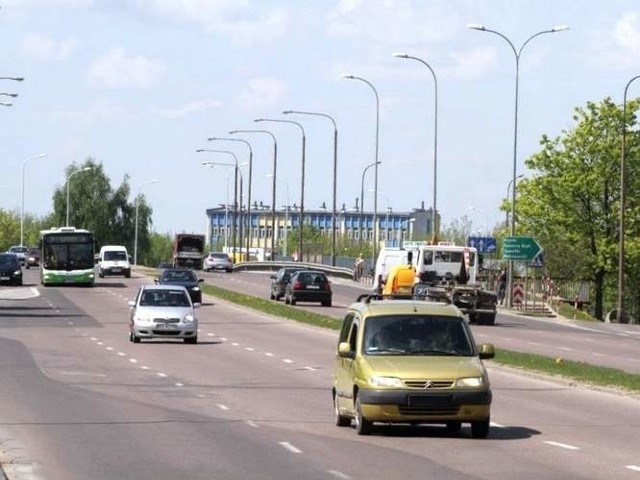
[1,0,639,237]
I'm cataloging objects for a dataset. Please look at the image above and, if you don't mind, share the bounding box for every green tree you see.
[51,158,154,262]
[141,231,173,267]
[515,97,640,320]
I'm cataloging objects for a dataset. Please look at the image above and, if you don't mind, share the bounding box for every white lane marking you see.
[592,352,606,357]
[328,470,352,479]
[129,358,138,364]
[90,337,98,341]
[174,382,184,387]
[220,337,228,341]
[117,352,126,357]
[282,358,293,364]
[232,342,239,346]
[490,421,507,428]
[106,347,114,351]
[157,372,167,378]
[141,366,150,370]
[67,321,74,325]
[246,347,254,351]
[265,352,274,357]
[246,420,259,428]
[558,347,573,352]
[626,465,640,472]
[527,341,543,346]
[207,333,215,337]
[217,404,229,411]
[544,441,580,450]
[278,442,302,454]
[97,342,104,346]
[303,366,316,371]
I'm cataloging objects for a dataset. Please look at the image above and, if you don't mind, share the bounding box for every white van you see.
[98,245,131,278]
[372,248,415,293]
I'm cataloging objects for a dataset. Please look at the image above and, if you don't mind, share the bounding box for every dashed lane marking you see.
[278,442,302,454]
[544,441,580,450]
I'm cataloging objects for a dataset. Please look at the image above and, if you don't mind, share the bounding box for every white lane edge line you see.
[544,441,580,450]
[246,420,259,428]
[490,421,506,428]
[328,470,352,479]
[278,442,302,454]
[626,465,640,472]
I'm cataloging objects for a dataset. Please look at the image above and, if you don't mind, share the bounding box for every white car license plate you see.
[307,285,320,289]
[0,276,9,280]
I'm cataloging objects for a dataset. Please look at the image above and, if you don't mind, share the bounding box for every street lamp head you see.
[195,149,206,152]
[466,23,486,31]
[282,110,293,114]
[340,73,355,79]
[0,102,13,107]
[0,92,18,97]
[392,52,409,58]
[253,118,264,122]
[551,25,570,32]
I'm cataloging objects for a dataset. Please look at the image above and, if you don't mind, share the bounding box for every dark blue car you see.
[154,268,204,303]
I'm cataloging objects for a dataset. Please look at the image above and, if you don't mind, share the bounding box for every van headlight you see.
[369,376,403,388]
[455,377,485,388]
[183,314,195,323]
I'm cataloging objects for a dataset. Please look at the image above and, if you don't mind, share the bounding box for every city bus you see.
[40,227,96,286]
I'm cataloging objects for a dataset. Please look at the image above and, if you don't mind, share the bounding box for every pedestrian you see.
[497,269,507,306]
[354,254,365,281]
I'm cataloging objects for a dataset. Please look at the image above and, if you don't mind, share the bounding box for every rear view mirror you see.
[338,342,355,359]
[478,343,495,360]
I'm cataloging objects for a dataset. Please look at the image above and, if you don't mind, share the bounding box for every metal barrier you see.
[232,260,355,280]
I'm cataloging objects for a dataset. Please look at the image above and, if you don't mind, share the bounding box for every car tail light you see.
[293,281,303,290]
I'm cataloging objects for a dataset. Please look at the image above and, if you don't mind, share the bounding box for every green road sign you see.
[502,236,543,261]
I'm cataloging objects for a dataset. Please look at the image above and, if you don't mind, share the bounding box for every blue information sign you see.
[467,236,497,254]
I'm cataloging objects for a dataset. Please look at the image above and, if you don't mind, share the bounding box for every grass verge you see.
[201,282,640,394]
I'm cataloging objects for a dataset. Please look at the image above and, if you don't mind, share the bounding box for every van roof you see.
[100,245,128,250]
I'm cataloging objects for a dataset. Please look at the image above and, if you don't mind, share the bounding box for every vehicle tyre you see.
[477,313,496,326]
[471,418,490,439]
[290,295,296,306]
[98,271,104,278]
[26,264,30,269]
[270,291,275,300]
[445,421,462,433]
[125,271,131,278]
[322,300,332,307]
[467,313,477,324]
[226,268,232,273]
[284,294,290,305]
[132,334,141,344]
[128,331,133,342]
[184,336,198,344]
[354,396,373,435]
[334,394,351,427]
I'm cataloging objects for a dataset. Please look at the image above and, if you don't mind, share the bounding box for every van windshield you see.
[104,251,128,261]
[363,315,474,356]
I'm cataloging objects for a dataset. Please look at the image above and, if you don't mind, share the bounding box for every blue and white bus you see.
[40,227,95,286]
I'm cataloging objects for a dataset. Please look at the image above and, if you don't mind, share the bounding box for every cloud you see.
[129,0,290,45]
[446,47,497,80]
[87,48,166,89]
[150,100,223,119]
[591,12,640,69]
[234,77,288,114]
[18,33,77,62]
[52,99,132,125]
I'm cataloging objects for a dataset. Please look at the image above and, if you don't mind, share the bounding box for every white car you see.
[7,246,29,268]
[128,285,199,344]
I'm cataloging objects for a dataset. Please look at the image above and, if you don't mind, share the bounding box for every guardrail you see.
[232,260,355,280]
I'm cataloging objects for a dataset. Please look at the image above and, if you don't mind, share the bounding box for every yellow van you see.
[332,295,495,437]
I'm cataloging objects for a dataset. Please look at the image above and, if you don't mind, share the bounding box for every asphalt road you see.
[203,269,640,374]
[0,268,639,479]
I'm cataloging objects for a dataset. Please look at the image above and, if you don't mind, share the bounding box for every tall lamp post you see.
[283,109,339,266]
[134,179,158,266]
[20,153,47,246]
[254,118,306,262]
[342,73,380,270]
[65,166,92,227]
[208,136,253,261]
[360,161,380,245]
[196,149,240,257]
[618,75,640,324]
[468,23,569,308]
[505,174,524,228]
[230,129,277,260]
[392,52,439,242]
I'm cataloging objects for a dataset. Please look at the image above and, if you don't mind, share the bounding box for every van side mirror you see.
[338,342,355,359]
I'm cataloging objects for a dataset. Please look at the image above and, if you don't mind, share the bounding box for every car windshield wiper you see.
[366,347,408,354]
[407,349,459,356]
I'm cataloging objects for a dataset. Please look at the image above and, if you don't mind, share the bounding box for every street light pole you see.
[360,161,380,246]
[20,153,47,246]
[392,53,439,243]
[342,73,380,270]
[468,23,569,308]
[230,130,278,260]
[134,179,158,266]
[65,166,92,227]
[618,75,640,324]
[208,137,253,261]
[505,174,524,229]
[196,149,240,258]
[283,110,339,266]
[254,118,306,262]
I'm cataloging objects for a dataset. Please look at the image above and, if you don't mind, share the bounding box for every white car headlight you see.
[455,377,485,388]
[192,287,200,291]
[369,376,403,388]
[183,314,195,323]
[133,315,151,324]
[13,270,21,275]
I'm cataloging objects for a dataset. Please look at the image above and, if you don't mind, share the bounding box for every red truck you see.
[173,233,205,270]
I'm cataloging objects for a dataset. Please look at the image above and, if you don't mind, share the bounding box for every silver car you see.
[203,252,233,273]
[128,285,199,344]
